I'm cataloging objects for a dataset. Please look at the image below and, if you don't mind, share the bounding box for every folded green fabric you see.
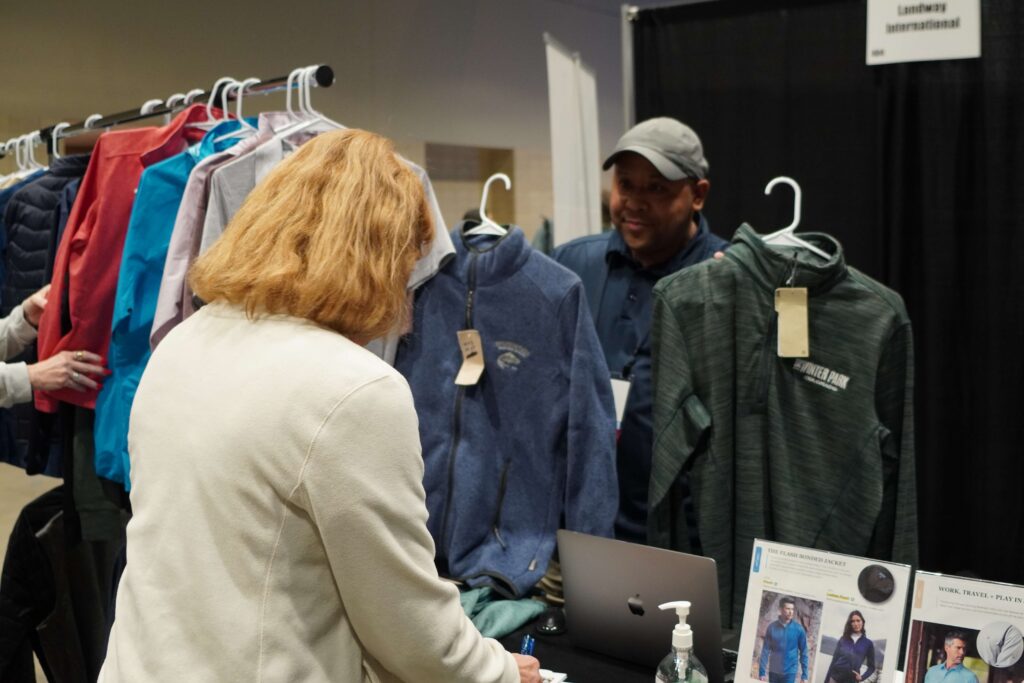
[460,586,547,639]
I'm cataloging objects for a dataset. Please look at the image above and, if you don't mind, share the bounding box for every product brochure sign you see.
[737,540,912,683]
[904,572,1024,683]
[866,0,981,65]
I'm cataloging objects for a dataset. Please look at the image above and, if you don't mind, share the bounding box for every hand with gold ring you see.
[27,349,107,392]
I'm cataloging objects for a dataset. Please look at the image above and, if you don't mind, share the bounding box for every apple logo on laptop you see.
[627,594,645,617]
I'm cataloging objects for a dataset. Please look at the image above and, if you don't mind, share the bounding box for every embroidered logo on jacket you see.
[495,341,531,371]
[793,359,851,392]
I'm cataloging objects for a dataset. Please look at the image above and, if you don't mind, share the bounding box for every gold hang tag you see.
[775,288,810,358]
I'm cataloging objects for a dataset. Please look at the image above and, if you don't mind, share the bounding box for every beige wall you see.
[0,0,635,228]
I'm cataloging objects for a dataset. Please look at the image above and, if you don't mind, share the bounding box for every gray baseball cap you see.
[602,117,709,180]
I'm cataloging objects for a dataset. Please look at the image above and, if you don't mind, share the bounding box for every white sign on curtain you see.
[867,0,981,65]
[545,34,601,247]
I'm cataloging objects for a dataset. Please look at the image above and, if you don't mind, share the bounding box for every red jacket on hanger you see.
[35,104,219,412]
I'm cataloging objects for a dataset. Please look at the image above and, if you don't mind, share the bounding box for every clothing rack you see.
[0,64,335,160]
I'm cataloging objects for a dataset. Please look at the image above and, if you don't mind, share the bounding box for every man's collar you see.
[605,212,710,276]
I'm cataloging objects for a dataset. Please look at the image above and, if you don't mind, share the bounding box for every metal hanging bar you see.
[0,64,335,159]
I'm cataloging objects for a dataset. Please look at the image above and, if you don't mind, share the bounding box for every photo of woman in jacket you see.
[825,611,877,683]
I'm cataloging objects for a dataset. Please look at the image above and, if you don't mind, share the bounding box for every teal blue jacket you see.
[94,119,254,487]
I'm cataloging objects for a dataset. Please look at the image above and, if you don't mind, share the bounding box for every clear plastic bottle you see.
[656,601,709,683]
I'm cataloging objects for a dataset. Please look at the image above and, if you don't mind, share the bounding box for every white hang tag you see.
[454,329,485,386]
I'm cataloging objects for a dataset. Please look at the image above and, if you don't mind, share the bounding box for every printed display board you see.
[904,572,1024,683]
[738,539,912,683]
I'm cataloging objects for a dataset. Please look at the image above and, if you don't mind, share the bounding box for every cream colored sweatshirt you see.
[99,302,518,683]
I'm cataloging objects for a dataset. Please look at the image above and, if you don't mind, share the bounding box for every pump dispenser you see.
[656,601,708,683]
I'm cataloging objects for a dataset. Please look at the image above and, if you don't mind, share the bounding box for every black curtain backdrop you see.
[634,0,1024,584]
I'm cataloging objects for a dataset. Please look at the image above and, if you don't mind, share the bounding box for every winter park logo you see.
[792,359,851,392]
[495,341,531,371]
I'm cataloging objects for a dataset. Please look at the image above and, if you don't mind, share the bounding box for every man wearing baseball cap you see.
[552,117,727,542]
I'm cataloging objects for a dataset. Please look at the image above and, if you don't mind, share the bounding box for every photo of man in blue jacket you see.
[759,597,810,683]
[552,117,727,542]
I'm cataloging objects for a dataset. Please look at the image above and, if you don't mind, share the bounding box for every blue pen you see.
[520,634,535,656]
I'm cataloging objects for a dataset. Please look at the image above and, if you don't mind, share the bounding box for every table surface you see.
[499,618,652,682]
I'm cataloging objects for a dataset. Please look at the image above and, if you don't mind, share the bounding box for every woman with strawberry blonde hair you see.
[99,129,540,683]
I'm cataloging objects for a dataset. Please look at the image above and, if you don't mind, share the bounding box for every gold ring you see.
[74,350,84,361]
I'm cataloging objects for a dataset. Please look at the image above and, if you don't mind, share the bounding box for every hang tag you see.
[454,329,485,386]
[775,288,810,358]
[610,378,631,430]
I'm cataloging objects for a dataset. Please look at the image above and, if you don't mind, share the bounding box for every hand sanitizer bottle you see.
[656,601,709,683]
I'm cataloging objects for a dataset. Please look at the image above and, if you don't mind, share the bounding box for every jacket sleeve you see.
[648,284,711,551]
[0,304,36,407]
[758,627,772,677]
[299,373,518,683]
[0,305,38,363]
[799,627,809,680]
[559,282,618,537]
[869,322,918,566]
[863,640,877,680]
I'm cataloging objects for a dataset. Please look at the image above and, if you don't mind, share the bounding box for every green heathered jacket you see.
[649,225,917,627]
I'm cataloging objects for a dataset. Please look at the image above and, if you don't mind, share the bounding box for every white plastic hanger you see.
[165,93,186,109]
[50,123,71,160]
[465,173,511,237]
[212,78,261,144]
[201,76,236,124]
[0,140,14,184]
[760,176,830,260]
[271,65,344,141]
[24,133,45,172]
[233,78,260,130]
[164,92,186,125]
[140,98,163,116]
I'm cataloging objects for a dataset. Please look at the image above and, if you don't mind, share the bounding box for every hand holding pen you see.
[512,634,541,682]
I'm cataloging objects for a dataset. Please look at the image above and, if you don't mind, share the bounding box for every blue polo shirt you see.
[924,663,979,683]
[552,214,727,541]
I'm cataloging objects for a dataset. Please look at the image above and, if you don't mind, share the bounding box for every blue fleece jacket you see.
[395,224,618,598]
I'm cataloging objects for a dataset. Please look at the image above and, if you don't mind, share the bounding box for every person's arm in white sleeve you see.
[298,372,523,683]
[0,298,43,407]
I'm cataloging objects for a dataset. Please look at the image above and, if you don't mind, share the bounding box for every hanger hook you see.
[285,67,303,116]
[183,88,205,105]
[50,123,71,160]
[764,176,801,233]
[140,99,164,116]
[479,173,512,226]
[30,132,45,169]
[235,78,260,128]
[165,93,186,109]
[84,113,104,129]
[14,135,24,171]
[302,65,320,117]
[206,77,236,120]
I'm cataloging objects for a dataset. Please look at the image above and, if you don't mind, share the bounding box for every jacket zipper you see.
[492,461,510,549]
[439,252,479,552]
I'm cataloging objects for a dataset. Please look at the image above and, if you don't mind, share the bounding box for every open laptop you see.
[557,529,732,682]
